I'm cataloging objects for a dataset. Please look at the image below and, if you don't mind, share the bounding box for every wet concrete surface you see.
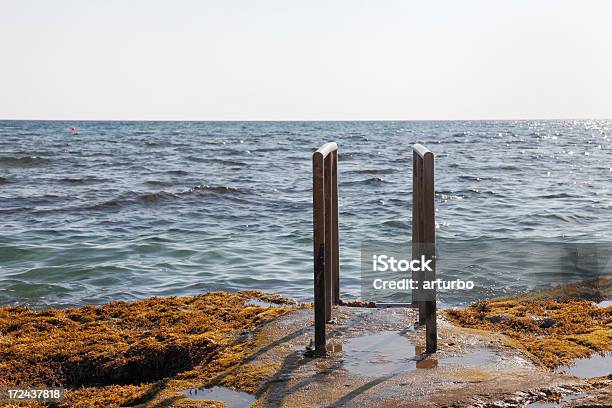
[342,332,418,376]
[181,305,610,407]
[248,306,595,407]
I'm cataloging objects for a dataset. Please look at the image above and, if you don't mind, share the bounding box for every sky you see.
[1,0,611,120]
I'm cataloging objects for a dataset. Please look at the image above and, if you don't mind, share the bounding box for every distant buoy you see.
[69,127,78,135]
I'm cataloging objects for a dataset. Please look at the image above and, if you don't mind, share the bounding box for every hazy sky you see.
[1,0,611,120]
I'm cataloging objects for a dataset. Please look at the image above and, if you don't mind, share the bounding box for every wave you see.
[201,158,248,167]
[145,141,190,148]
[166,170,189,176]
[440,139,466,144]
[483,164,521,171]
[341,177,388,186]
[59,176,105,185]
[458,175,483,182]
[139,192,177,202]
[86,199,123,210]
[0,206,34,214]
[538,193,576,199]
[87,184,243,210]
[0,156,49,167]
[540,213,589,223]
[458,175,500,182]
[338,152,368,161]
[437,192,464,201]
[252,147,291,153]
[144,180,174,187]
[382,220,410,229]
[187,156,247,167]
[138,185,241,203]
[437,188,499,197]
[186,184,241,195]
[352,168,396,175]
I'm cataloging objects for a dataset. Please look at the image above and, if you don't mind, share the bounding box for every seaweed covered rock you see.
[0,291,295,407]
[446,278,611,368]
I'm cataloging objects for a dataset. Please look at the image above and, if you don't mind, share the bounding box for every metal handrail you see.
[312,142,340,355]
[413,143,433,159]
[314,142,338,158]
[412,143,437,353]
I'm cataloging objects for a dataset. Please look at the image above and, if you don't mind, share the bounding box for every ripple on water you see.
[0,155,49,166]
[2,120,612,308]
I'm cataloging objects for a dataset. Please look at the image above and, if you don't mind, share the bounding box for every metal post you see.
[324,154,333,321]
[312,142,340,355]
[422,150,437,353]
[412,144,437,353]
[313,151,326,354]
[412,151,425,323]
[331,150,340,305]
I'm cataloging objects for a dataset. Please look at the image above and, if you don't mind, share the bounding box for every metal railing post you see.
[324,154,333,321]
[332,150,340,305]
[312,142,340,355]
[412,143,437,353]
[422,149,437,353]
[313,151,326,353]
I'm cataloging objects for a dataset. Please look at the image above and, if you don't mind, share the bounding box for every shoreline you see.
[0,280,609,407]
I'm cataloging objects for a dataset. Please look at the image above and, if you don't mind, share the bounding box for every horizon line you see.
[1,117,611,122]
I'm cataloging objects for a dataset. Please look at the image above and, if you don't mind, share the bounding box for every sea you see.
[1,120,611,309]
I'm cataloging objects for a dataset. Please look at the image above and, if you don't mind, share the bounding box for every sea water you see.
[1,120,611,308]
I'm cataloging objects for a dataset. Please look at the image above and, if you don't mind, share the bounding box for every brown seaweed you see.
[0,291,295,407]
[446,278,611,369]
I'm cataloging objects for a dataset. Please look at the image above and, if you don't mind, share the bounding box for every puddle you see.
[525,392,587,407]
[341,332,502,377]
[556,353,612,377]
[439,348,500,367]
[182,386,256,407]
[412,348,499,370]
[342,332,417,376]
[595,299,612,307]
